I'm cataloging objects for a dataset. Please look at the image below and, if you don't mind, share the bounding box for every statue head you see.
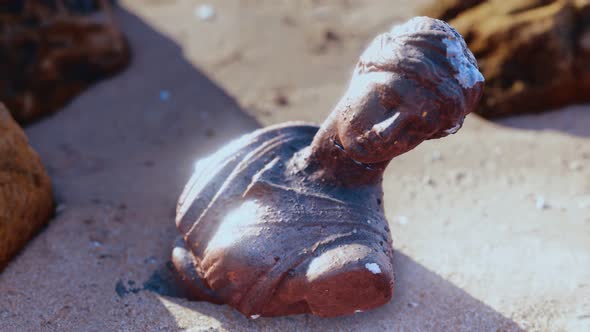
[332,17,484,164]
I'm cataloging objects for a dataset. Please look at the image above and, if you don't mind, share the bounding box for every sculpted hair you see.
[356,17,484,135]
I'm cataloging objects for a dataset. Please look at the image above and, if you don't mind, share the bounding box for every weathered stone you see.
[0,0,130,124]
[421,0,487,22]
[0,103,53,270]
[423,0,590,117]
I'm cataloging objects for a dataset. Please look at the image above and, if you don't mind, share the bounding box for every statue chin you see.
[339,141,376,164]
[342,138,415,165]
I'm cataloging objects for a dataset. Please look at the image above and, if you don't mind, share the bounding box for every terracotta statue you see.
[173,16,484,318]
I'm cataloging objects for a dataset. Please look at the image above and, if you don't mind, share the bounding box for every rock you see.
[194,4,216,22]
[0,0,130,124]
[0,104,54,270]
[421,0,487,21]
[422,0,590,117]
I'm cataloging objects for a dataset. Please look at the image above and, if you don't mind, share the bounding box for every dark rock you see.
[423,0,590,117]
[421,0,487,21]
[0,0,130,124]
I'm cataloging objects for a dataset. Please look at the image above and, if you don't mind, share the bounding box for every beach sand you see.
[1,1,589,330]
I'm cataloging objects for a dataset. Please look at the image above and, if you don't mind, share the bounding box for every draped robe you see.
[174,123,395,317]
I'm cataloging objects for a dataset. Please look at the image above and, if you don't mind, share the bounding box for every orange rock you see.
[0,103,53,270]
[421,0,486,22]
[423,0,590,117]
[0,0,130,124]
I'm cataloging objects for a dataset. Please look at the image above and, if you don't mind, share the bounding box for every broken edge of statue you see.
[0,103,54,271]
[173,17,485,318]
[0,0,130,124]
[422,0,590,117]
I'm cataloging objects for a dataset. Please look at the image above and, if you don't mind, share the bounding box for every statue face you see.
[334,69,466,164]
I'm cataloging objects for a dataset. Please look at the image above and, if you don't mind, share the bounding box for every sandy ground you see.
[1,1,590,331]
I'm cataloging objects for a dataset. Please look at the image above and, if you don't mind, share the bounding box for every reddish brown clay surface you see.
[423,0,590,117]
[173,17,484,318]
[0,0,130,124]
[0,103,53,270]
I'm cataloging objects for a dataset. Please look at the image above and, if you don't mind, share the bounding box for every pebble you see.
[454,171,466,182]
[431,151,442,162]
[535,195,549,210]
[195,4,216,21]
[577,196,590,209]
[273,93,289,107]
[55,204,67,214]
[423,175,436,186]
[144,256,157,264]
[159,90,170,101]
[568,160,584,171]
[449,170,470,184]
[395,216,409,225]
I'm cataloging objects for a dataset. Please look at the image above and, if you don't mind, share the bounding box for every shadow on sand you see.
[152,251,523,331]
[1,5,522,332]
[494,104,590,138]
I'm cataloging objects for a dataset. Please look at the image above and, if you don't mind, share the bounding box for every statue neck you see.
[293,115,389,187]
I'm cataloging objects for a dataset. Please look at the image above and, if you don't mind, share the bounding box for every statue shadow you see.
[152,251,522,331]
[5,5,521,332]
[493,104,590,137]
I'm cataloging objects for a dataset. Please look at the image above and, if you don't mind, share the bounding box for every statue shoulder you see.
[175,122,317,233]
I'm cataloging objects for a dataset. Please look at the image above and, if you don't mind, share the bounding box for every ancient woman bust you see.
[173,16,484,318]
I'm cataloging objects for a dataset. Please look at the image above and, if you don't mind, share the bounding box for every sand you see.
[1,1,589,331]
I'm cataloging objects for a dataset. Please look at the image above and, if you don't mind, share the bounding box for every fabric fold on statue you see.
[175,123,394,316]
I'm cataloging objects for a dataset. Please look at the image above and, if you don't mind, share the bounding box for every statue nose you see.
[372,111,401,138]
